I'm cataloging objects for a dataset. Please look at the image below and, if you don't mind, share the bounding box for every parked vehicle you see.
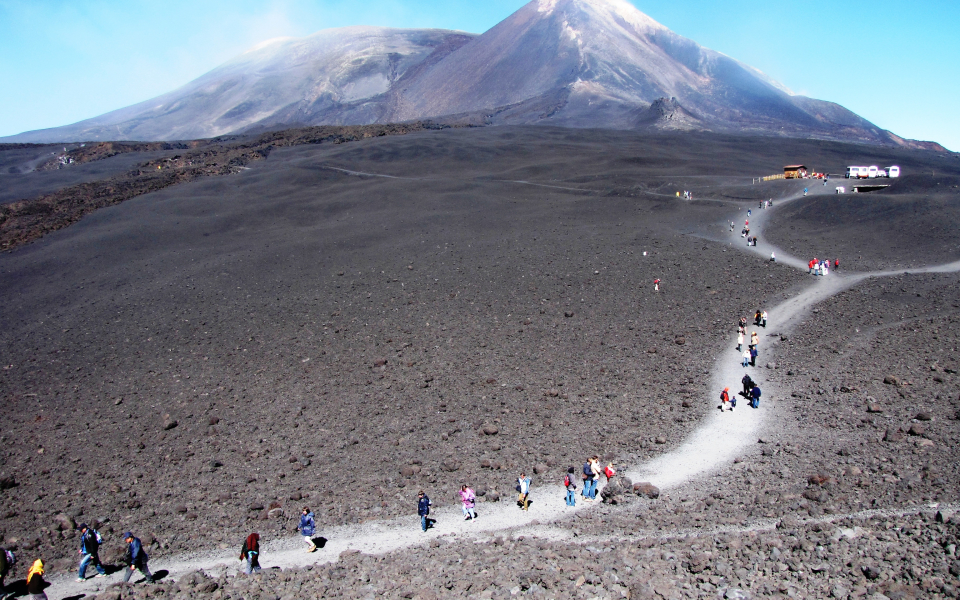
[887,166,900,178]
[867,166,879,178]
[846,166,869,179]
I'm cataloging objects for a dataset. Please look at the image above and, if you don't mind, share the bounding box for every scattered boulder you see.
[861,565,881,580]
[675,337,686,345]
[481,424,499,436]
[399,465,421,477]
[441,458,460,472]
[532,463,548,475]
[914,411,932,421]
[907,423,926,436]
[883,428,905,442]
[53,513,76,531]
[634,482,660,499]
[162,414,178,430]
[655,436,667,445]
[248,503,265,512]
[0,476,17,490]
[883,376,899,386]
[866,402,883,413]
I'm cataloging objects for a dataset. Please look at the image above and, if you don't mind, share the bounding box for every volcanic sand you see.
[41,163,960,599]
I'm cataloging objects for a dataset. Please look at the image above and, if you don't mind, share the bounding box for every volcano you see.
[2,0,944,150]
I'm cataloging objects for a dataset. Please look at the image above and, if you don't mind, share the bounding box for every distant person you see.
[459,484,477,521]
[739,317,747,331]
[747,209,752,217]
[297,507,317,552]
[121,532,154,583]
[750,346,758,367]
[590,457,603,499]
[742,375,755,398]
[27,559,47,599]
[563,467,577,506]
[770,252,776,262]
[803,187,808,196]
[754,310,762,326]
[750,332,759,349]
[761,311,768,328]
[240,532,261,575]
[604,462,617,482]
[77,523,106,581]
[736,330,744,352]
[720,387,731,411]
[417,491,432,532]
[516,472,531,511]
[654,278,660,292]
[0,546,13,596]
[581,458,595,502]
[834,258,840,272]
[742,348,750,368]
[750,385,762,408]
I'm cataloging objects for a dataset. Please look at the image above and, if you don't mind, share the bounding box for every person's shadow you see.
[310,536,328,549]
[424,518,437,530]
[153,569,169,582]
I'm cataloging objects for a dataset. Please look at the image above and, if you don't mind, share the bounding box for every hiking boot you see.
[77,578,85,582]
[95,573,107,578]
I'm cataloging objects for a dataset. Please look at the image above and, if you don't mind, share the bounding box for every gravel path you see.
[45,185,960,600]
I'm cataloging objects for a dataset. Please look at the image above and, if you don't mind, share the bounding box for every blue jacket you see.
[417,495,431,516]
[79,530,99,555]
[124,537,147,566]
[298,512,315,537]
[751,387,761,399]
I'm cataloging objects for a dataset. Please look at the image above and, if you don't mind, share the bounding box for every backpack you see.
[5,549,15,567]
[94,530,103,545]
[604,465,616,479]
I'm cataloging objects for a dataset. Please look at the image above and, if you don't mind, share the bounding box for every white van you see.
[845,166,861,178]
[867,166,879,178]
[887,166,900,178]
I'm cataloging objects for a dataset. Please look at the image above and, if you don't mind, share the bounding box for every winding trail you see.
[46,183,960,599]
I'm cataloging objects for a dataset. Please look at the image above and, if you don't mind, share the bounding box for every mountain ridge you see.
[1,0,947,151]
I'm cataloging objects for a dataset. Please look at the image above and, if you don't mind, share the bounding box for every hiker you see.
[0,546,13,597]
[563,468,577,506]
[27,559,47,599]
[581,458,595,501]
[77,523,106,581]
[720,387,731,411]
[654,278,660,292]
[604,462,617,482]
[750,331,759,349]
[750,385,762,408]
[590,457,603,499]
[738,316,747,331]
[121,532,154,583]
[770,252,776,262]
[752,237,758,247]
[459,485,477,520]
[747,209,752,217]
[834,258,840,272]
[742,348,750,367]
[761,311,768,328]
[803,187,808,196]
[516,472,531,511]
[750,346,758,367]
[736,330,744,352]
[754,310,762,326]
[297,507,317,552]
[240,532,261,575]
[741,374,754,397]
[417,491,432,532]
[822,260,829,275]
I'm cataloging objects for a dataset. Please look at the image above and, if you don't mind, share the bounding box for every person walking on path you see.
[736,330,744,352]
[417,491,432,532]
[516,473,531,511]
[720,387,731,411]
[27,559,47,600]
[754,310,762,326]
[742,374,755,398]
[750,332,759,349]
[750,385,762,409]
[459,485,477,520]
[834,258,840,272]
[761,311,768,328]
[121,533,154,584]
[590,457,603,499]
[77,523,106,581]
[742,348,750,368]
[297,507,317,552]
[239,532,261,575]
[750,346,758,367]
[563,468,577,506]
[654,278,660,292]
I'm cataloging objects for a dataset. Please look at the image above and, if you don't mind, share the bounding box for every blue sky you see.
[1,0,958,150]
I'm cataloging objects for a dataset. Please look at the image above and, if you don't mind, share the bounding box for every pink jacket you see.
[459,488,476,508]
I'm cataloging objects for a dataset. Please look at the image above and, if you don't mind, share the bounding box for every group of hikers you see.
[415,456,618,532]
[0,528,155,599]
[737,313,765,368]
[723,313,764,411]
[808,257,838,275]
